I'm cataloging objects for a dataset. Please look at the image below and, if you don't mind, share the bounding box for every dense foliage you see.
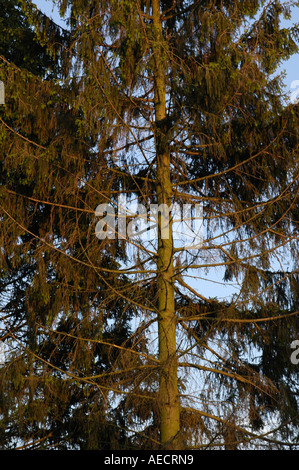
[0,0,299,449]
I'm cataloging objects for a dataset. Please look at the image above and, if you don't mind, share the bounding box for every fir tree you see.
[1,0,299,450]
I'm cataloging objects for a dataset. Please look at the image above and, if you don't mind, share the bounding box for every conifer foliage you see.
[1,0,299,450]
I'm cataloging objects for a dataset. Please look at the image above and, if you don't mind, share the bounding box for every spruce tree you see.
[1,0,299,450]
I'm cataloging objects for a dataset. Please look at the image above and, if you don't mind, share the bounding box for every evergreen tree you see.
[1,0,299,449]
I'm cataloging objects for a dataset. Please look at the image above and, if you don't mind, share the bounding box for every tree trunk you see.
[152,0,180,449]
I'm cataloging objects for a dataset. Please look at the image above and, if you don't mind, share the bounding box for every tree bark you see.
[152,0,180,449]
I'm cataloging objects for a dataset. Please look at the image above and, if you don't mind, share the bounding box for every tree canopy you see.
[0,0,299,450]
